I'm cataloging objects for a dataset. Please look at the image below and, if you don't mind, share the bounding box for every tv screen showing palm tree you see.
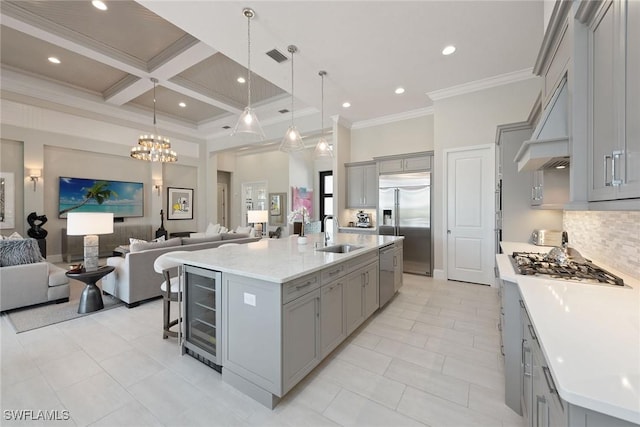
[58,177,144,218]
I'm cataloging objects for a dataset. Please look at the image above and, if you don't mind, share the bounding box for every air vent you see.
[222,125,231,129]
[266,48,288,63]
[278,109,289,114]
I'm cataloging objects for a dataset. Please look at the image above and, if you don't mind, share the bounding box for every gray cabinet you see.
[378,153,432,174]
[588,0,640,201]
[345,269,365,335]
[362,261,379,319]
[283,288,321,392]
[320,279,345,357]
[346,162,377,208]
[500,279,523,415]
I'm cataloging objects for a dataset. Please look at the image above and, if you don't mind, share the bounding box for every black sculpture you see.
[27,212,48,239]
[155,209,168,239]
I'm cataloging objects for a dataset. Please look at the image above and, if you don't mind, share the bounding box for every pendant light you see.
[232,8,265,141]
[131,78,177,163]
[279,45,305,152]
[314,70,333,158]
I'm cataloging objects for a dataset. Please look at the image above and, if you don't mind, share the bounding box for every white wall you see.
[350,114,434,162]
[433,77,541,276]
[0,139,24,234]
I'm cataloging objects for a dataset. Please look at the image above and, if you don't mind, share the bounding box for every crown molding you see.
[426,68,535,101]
[351,106,434,130]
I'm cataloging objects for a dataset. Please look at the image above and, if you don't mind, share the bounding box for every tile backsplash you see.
[563,211,640,278]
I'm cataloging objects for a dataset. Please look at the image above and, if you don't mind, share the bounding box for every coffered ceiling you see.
[0,0,544,148]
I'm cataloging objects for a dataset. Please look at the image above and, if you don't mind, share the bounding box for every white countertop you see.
[496,250,640,424]
[167,233,402,283]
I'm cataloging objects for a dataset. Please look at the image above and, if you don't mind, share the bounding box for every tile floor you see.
[1,274,526,427]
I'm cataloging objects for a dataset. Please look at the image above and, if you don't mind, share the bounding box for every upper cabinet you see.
[587,0,640,201]
[377,153,432,174]
[345,162,377,209]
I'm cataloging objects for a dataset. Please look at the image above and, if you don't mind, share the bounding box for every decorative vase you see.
[298,236,307,245]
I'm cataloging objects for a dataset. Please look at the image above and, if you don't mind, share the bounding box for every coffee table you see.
[65,266,115,314]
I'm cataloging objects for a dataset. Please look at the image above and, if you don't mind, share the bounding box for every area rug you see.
[5,279,123,333]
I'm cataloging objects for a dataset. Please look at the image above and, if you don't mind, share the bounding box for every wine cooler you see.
[182,265,222,371]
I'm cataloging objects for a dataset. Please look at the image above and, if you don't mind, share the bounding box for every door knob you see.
[447,230,451,234]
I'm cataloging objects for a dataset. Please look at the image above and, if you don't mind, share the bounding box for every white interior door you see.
[446,145,495,286]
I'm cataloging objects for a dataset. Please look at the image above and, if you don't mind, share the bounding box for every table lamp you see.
[247,210,268,236]
[67,212,114,271]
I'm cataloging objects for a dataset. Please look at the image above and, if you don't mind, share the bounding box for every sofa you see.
[102,233,260,307]
[0,238,70,312]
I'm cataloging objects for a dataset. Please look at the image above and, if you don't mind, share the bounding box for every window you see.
[319,171,333,231]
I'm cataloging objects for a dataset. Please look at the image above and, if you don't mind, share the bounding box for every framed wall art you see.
[0,172,15,229]
[167,187,194,220]
[269,192,286,225]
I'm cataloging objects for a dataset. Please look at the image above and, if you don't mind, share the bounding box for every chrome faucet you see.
[324,215,339,245]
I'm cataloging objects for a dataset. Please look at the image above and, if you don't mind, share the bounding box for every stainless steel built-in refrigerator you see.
[378,172,431,275]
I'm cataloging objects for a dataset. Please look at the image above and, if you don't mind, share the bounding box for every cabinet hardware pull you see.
[519,300,525,308]
[604,154,613,187]
[542,366,564,410]
[612,150,623,186]
[528,324,537,341]
[328,269,341,276]
[296,281,313,290]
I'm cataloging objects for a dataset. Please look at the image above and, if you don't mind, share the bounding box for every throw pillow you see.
[129,237,181,253]
[129,235,165,245]
[7,232,23,240]
[235,226,252,234]
[205,223,221,236]
[0,238,45,267]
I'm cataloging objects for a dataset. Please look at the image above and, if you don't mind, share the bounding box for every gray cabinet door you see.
[394,244,404,292]
[362,164,378,207]
[363,262,379,319]
[320,280,346,357]
[346,163,377,208]
[283,289,320,393]
[589,0,617,200]
[345,270,364,335]
[379,159,404,174]
[621,0,640,198]
[346,165,364,208]
[404,155,431,172]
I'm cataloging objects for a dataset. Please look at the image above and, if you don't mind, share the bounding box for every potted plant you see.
[288,206,310,244]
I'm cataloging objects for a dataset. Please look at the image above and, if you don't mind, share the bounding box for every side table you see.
[66,266,115,314]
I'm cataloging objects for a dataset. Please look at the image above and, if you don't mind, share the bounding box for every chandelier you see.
[131,78,177,163]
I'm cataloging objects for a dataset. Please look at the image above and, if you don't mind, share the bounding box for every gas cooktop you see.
[510,252,624,286]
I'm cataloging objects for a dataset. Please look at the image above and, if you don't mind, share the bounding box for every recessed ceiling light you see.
[92,1,107,11]
[178,102,186,108]
[555,165,566,169]
[342,102,351,108]
[237,77,246,84]
[48,57,61,64]
[395,87,405,95]
[442,45,456,56]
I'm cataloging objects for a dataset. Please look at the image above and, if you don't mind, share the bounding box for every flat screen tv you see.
[58,177,144,219]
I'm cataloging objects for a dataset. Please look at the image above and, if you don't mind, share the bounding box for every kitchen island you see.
[168,233,403,408]
[497,243,640,426]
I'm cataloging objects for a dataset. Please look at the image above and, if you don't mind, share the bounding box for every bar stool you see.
[154,251,190,340]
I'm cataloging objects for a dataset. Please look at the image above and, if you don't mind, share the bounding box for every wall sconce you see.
[153,179,162,196]
[29,169,41,191]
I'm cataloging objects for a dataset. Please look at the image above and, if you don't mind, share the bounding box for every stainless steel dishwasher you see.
[379,245,396,307]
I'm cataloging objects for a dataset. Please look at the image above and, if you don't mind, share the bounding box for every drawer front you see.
[283,273,321,304]
[321,264,347,283]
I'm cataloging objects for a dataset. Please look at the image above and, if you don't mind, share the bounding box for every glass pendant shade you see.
[280,125,305,152]
[233,106,265,141]
[314,136,332,158]
[232,8,265,141]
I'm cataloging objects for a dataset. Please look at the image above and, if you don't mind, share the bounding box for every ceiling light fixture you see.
[395,87,405,94]
[131,78,178,163]
[342,102,351,108]
[48,57,60,64]
[178,102,186,108]
[279,45,305,153]
[314,71,332,158]
[237,77,246,84]
[92,1,107,11]
[232,8,265,141]
[442,45,456,55]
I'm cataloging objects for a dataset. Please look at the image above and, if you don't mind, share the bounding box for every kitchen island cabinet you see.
[169,234,400,409]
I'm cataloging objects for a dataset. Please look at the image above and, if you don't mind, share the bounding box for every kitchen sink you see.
[316,244,363,254]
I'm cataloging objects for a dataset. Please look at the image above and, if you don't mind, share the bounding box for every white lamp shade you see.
[29,169,42,178]
[67,212,114,235]
[247,210,268,224]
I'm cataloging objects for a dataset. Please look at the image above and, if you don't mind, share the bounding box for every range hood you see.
[515,78,569,171]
